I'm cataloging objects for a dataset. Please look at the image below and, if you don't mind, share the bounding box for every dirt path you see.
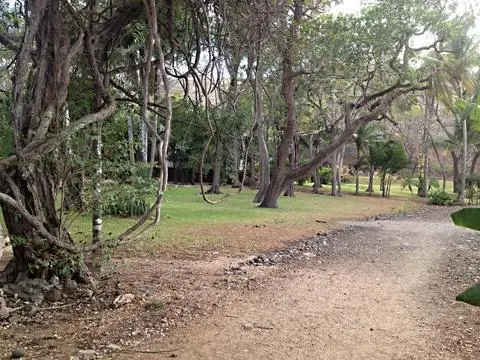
[118,208,480,360]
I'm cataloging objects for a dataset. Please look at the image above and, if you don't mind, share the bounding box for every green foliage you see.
[370,140,410,175]
[319,166,332,185]
[429,178,440,190]
[451,208,480,231]
[464,174,480,204]
[101,177,156,217]
[427,190,455,206]
[401,176,419,193]
[451,208,480,306]
[0,95,14,158]
[456,284,480,307]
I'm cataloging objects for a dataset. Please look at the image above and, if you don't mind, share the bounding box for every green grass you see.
[1,176,449,257]
[63,182,422,256]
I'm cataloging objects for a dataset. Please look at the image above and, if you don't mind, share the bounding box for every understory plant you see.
[451,208,480,306]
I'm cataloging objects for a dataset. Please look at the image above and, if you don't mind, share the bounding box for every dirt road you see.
[121,208,480,360]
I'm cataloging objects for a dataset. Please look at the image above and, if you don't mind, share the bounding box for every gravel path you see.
[123,207,480,359]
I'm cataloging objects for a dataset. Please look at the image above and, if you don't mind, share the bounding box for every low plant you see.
[427,189,455,206]
[451,208,480,306]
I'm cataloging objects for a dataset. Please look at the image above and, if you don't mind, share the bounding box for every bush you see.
[101,177,156,217]
[319,166,332,185]
[466,173,480,188]
[427,190,455,206]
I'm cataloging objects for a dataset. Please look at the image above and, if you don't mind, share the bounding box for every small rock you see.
[45,288,62,302]
[78,349,96,360]
[106,344,122,351]
[11,348,25,359]
[30,291,44,306]
[69,357,80,360]
[49,275,60,286]
[241,323,254,331]
[113,293,135,307]
[64,279,78,291]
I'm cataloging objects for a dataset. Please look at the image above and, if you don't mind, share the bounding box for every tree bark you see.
[470,150,480,175]
[253,76,270,203]
[367,165,375,195]
[451,151,460,193]
[258,0,302,208]
[331,151,338,196]
[127,112,136,164]
[207,141,223,194]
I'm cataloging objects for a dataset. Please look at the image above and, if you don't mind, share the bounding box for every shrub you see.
[427,190,455,206]
[101,177,156,217]
[319,166,332,185]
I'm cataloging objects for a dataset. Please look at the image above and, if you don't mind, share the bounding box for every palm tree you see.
[428,20,480,202]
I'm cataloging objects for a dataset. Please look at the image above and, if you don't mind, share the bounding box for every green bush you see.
[427,190,455,206]
[466,173,480,188]
[101,177,156,217]
[319,166,332,185]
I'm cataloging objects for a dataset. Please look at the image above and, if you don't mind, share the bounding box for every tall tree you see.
[259,0,441,207]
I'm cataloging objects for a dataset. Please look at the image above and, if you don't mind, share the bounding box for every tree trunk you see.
[430,134,447,192]
[309,136,321,194]
[207,141,223,194]
[366,165,375,194]
[355,168,360,195]
[149,99,158,177]
[0,166,79,283]
[127,112,135,164]
[336,145,345,196]
[259,1,302,208]
[253,75,270,203]
[470,150,480,175]
[231,142,242,188]
[458,114,468,204]
[284,137,298,197]
[331,151,338,196]
[139,56,149,164]
[451,151,460,193]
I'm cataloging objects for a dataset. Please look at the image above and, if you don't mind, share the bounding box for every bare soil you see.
[1,206,480,359]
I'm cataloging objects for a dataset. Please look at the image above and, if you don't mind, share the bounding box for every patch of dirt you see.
[1,206,480,359]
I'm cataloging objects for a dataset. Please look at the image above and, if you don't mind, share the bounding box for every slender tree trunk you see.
[309,136,321,194]
[470,150,480,175]
[367,165,375,195]
[331,151,338,196]
[430,136,446,192]
[458,114,468,203]
[337,145,345,196]
[418,93,430,197]
[207,141,223,194]
[355,168,360,195]
[284,137,298,197]
[127,113,135,164]
[91,88,104,271]
[451,151,460,194]
[231,142,242,188]
[149,96,158,177]
[253,76,270,203]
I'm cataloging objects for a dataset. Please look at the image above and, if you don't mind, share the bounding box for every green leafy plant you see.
[451,208,480,306]
[427,190,455,206]
[401,176,419,194]
[319,166,332,185]
[101,176,156,217]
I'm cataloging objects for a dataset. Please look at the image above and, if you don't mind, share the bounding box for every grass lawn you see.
[2,176,444,259]
[65,180,425,258]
